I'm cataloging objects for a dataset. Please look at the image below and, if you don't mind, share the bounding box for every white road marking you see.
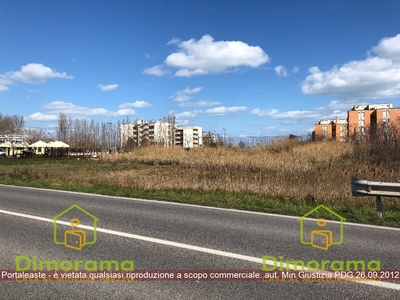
[0,208,400,290]
[1,183,400,231]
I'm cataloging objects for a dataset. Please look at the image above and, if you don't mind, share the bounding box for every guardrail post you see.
[351,177,400,219]
[376,196,383,219]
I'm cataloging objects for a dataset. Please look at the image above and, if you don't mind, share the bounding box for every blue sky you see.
[1,1,400,137]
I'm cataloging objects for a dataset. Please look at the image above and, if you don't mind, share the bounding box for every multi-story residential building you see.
[313,103,400,141]
[149,120,174,146]
[348,104,389,136]
[313,118,348,141]
[120,120,174,147]
[348,103,400,140]
[174,126,203,148]
[121,121,202,148]
[120,120,148,147]
[313,120,334,140]
[334,119,348,142]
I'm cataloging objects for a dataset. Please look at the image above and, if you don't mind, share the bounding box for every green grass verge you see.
[0,174,398,228]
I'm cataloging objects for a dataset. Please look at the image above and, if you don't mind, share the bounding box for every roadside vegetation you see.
[1,135,400,227]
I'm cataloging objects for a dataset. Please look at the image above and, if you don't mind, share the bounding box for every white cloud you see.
[302,34,400,99]
[118,101,151,108]
[250,107,346,121]
[178,100,221,107]
[175,111,196,119]
[205,106,248,116]
[0,76,13,91]
[0,84,9,92]
[166,37,181,45]
[174,69,207,77]
[315,100,361,111]
[28,101,136,121]
[8,63,73,83]
[43,101,76,110]
[274,65,299,77]
[115,109,136,116]
[26,112,59,121]
[170,86,203,102]
[175,110,202,119]
[98,84,119,91]
[250,99,355,126]
[142,65,170,76]
[274,65,288,77]
[144,35,269,77]
[0,64,72,91]
[372,34,400,62]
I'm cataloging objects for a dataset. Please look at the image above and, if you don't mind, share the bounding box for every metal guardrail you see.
[351,177,400,218]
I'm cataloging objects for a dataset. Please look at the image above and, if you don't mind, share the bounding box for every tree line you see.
[0,112,180,153]
[0,112,122,153]
[56,113,121,152]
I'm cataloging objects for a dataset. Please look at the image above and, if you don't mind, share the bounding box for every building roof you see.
[317,119,347,125]
[350,103,393,110]
[29,140,49,148]
[0,141,12,147]
[47,141,70,148]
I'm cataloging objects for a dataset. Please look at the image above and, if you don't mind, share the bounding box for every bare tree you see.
[101,122,108,153]
[52,114,178,154]
[203,131,218,147]
[116,120,121,152]
[24,127,50,142]
[12,115,25,134]
[0,113,25,135]
[167,113,176,146]
[89,119,100,152]
[56,113,69,142]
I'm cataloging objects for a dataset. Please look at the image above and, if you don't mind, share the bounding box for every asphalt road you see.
[0,184,400,299]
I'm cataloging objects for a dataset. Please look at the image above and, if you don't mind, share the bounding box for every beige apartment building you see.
[120,120,174,147]
[174,126,203,148]
[121,121,202,148]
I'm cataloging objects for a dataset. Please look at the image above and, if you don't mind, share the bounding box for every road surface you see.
[0,184,399,299]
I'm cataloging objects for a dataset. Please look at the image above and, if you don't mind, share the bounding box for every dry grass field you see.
[100,139,400,205]
[2,139,399,204]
